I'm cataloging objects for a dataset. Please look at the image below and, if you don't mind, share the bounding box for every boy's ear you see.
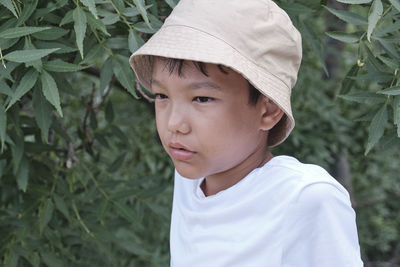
[259,97,284,131]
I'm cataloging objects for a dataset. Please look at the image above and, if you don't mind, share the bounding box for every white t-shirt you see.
[170,155,363,267]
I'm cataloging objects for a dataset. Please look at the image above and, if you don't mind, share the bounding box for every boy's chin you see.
[175,167,205,180]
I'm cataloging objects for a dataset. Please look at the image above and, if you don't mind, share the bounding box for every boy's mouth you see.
[168,142,196,161]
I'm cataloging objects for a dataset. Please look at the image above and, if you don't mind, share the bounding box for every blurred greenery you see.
[0,0,399,266]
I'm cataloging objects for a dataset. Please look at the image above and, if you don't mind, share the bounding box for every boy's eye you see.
[193,96,214,103]
[154,93,168,100]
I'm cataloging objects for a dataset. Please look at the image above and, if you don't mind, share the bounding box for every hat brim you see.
[130,25,294,147]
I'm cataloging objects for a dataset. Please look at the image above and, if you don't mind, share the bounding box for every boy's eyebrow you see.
[151,79,221,90]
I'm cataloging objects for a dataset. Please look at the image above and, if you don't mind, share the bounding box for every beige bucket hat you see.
[129,0,302,147]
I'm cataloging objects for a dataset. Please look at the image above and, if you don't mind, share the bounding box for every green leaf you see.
[16,0,38,26]
[40,252,63,267]
[86,11,109,36]
[0,0,18,17]
[378,55,399,70]
[133,21,158,34]
[114,201,138,223]
[3,48,59,63]
[0,26,50,38]
[39,198,54,235]
[100,57,113,91]
[388,0,400,12]
[73,6,87,59]
[278,2,314,15]
[105,100,114,123]
[337,0,372,3]
[31,27,69,41]
[33,87,52,142]
[128,29,144,53]
[377,86,400,95]
[59,10,73,26]
[324,6,368,26]
[108,152,126,173]
[367,0,383,42]
[339,92,386,104]
[40,70,63,117]
[53,194,70,220]
[340,64,359,94]
[16,157,29,191]
[0,80,13,96]
[365,104,388,154]
[394,96,400,136]
[80,0,98,18]
[164,0,177,8]
[11,134,24,175]
[43,59,87,72]
[6,69,39,110]
[325,31,361,43]
[0,101,6,152]
[112,55,137,97]
[133,0,152,29]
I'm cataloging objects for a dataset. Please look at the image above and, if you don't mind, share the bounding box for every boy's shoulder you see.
[262,155,351,205]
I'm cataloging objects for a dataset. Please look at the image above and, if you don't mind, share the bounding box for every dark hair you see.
[159,58,261,105]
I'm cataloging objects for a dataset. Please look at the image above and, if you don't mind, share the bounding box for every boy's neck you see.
[200,149,273,197]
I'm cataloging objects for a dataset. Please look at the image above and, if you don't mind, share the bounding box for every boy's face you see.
[151,59,270,180]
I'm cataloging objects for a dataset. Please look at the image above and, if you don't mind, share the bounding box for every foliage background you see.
[0,0,399,266]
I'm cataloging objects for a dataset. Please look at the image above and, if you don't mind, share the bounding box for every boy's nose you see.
[167,106,191,134]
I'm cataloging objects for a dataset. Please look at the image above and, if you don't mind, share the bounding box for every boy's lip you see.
[168,142,196,161]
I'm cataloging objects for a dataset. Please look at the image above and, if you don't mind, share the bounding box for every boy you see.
[129,0,363,266]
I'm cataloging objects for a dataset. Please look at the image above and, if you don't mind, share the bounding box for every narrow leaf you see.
[339,92,386,104]
[377,86,400,95]
[0,101,6,152]
[0,0,18,17]
[164,0,177,8]
[340,64,359,94]
[100,57,113,91]
[367,0,383,42]
[40,252,63,267]
[41,70,63,117]
[53,195,70,220]
[105,101,114,123]
[133,0,152,28]
[108,152,126,173]
[0,26,50,38]
[6,69,38,110]
[366,104,388,154]
[16,157,29,191]
[337,0,372,3]
[128,29,144,53]
[388,0,400,12]
[0,80,13,96]
[73,6,87,59]
[80,0,98,18]
[112,55,137,97]
[39,199,54,234]
[31,27,69,41]
[394,96,400,136]
[3,48,59,63]
[43,59,87,72]
[86,12,109,36]
[325,31,361,43]
[33,87,52,142]
[16,0,38,26]
[324,6,368,26]
[11,134,24,175]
